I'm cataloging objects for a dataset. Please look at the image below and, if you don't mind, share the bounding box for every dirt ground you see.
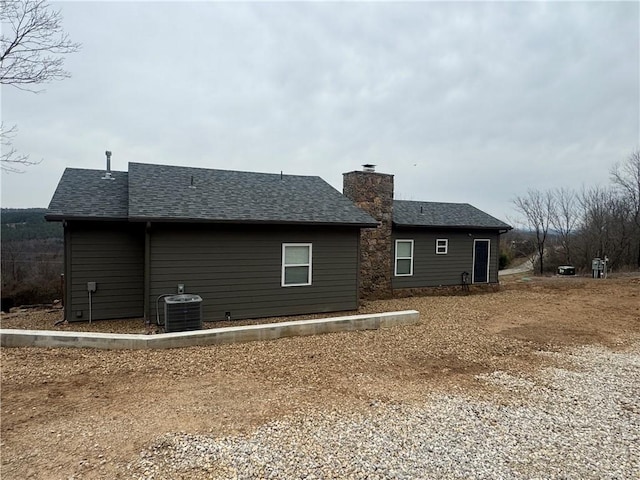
[1,274,639,479]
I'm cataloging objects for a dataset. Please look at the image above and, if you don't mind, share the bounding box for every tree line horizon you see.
[509,150,640,274]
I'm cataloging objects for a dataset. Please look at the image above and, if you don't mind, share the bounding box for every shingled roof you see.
[393,200,511,230]
[46,168,129,221]
[128,163,377,226]
[47,163,377,227]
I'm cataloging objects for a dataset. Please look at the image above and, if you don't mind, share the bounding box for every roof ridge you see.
[64,167,128,174]
[128,162,320,179]
[394,199,469,206]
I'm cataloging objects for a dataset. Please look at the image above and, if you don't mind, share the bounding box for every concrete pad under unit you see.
[0,310,420,350]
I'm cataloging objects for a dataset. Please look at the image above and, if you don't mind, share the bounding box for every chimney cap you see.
[362,164,376,172]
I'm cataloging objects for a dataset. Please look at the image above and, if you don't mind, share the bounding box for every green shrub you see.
[499,252,511,270]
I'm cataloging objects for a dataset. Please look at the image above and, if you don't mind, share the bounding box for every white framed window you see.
[436,239,448,255]
[282,243,312,287]
[395,239,414,276]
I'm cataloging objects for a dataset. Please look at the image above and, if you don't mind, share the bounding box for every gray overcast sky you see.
[1,0,638,223]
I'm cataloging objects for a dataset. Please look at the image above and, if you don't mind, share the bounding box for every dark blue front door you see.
[473,240,490,283]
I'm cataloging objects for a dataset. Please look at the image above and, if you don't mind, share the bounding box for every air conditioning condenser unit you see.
[164,294,203,333]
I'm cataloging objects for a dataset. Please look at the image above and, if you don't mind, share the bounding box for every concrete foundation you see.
[0,310,419,350]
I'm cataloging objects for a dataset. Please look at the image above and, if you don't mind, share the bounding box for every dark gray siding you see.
[68,222,144,321]
[63,225,71,320]
[149,224,359,322]
[391,229,500,288]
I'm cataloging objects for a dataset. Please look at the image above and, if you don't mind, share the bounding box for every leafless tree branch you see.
[611,150,640,221]
[610,150,640,266]
[0,0,80,172]
[1,123,41,173]
[550,187,579,265]
[513,189,554,274]
[1,0,80,91]
[511,151,640,273]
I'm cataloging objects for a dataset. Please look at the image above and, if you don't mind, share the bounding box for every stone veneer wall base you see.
[393,283,501,298]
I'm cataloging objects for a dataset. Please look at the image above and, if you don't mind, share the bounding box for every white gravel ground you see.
[131,343,640,479]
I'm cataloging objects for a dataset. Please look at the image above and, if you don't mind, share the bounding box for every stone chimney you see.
[343,165,394,299]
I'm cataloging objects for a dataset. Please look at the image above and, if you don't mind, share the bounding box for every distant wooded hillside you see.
[1,209,63,305]
[1,208,63,241]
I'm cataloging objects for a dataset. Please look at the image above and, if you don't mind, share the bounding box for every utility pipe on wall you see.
[87,282,97,323]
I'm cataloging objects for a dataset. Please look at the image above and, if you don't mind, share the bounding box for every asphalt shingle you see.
[127,163,377,226]
[393,200,511,229]
[46,168,129,220]
[48,163,376,226]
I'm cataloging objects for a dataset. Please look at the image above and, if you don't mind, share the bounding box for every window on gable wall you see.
[436,239,448,255]
[395,239,414,276]
[282,243,312,286]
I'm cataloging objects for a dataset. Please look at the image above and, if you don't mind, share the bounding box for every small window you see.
[282,243,312,286]
[395,239,414,276]
[436,239,448,255]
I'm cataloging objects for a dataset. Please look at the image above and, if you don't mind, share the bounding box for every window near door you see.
[436,239,448,255]
[395,239,414,276]
[282,243,312,286]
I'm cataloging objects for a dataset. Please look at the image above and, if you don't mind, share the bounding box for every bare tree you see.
[610,150,640,267]
[502,214,538,270]
[578,186,609,264]
[513,189,554,274]
[550,187,579,265]
[578,185,634,270]
[511,151,640,273]
[1,0,80,171]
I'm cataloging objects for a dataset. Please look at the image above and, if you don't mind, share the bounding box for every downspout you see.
[63,221,71,321]
[497,228,511,284]
[355,228,361,309]
[144,222,151,326]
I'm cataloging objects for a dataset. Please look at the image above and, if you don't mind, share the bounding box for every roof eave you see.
[393,222,512,230]
[128,216,378,228]
[45,214,129,222]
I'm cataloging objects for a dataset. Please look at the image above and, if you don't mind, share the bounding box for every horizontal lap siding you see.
[69,222,144,321]
[392,229,499,288]
[149,224,359,322]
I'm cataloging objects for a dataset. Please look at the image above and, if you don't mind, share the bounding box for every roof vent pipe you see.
[102,150,114,180]
[362,164,376,173]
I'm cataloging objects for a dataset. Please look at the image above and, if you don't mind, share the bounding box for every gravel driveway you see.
[132,343,639,479]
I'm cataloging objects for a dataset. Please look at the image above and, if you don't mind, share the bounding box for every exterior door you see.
[473,239,490,283]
